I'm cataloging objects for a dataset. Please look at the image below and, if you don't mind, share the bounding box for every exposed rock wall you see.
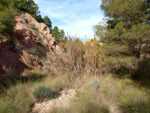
[0,12,58,79]
[0,39,28,79]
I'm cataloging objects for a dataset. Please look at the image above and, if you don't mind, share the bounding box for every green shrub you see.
[33,85,56,101]
[106,56,137,78]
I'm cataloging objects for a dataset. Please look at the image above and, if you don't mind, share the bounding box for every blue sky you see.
[34,0,104,40]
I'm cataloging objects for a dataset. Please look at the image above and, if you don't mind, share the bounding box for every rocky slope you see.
[0,12,57,80]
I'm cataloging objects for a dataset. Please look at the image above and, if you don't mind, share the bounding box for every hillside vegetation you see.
[94,0,150,79]
[0,0,150,113]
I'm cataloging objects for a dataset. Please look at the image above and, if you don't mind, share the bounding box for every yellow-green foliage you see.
[0,69,48,113]
[0,70,150,113]
[0,71,70,113]
[69,81,109,113]
[51,75,150,113]
[98,76,150,113]
[0,83,34,113]
[51,76,109,113]
[37,74,71,92]
[51,91,109,113]
[118,85,150,113]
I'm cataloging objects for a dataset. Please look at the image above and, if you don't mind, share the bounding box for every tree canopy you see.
[0,0,53,35]
[0,0,15,34]
[0,0,40,18]
[43,16,52,29]
[101,0,149,25]
[95,0,150,78]
[52,26,68,43]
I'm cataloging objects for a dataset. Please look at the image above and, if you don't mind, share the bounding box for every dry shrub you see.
[44,37,106,80]
[84,39,106,75]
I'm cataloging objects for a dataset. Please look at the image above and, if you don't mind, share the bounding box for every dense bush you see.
[33,85,56,101]
[91,79,100,90]
[0,8,15,34]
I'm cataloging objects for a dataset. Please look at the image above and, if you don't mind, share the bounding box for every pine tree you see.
[43,16,52,29]
[0,0,15,34]
[52,26,67,43]
[95,0,150,76]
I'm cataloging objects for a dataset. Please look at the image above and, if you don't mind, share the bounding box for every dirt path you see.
[32,89,76,113]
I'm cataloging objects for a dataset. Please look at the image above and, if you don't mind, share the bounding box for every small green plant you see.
[91,79,100,90]
[33,85,56,101]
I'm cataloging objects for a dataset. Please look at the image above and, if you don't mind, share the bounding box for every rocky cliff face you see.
[0,12,57,80]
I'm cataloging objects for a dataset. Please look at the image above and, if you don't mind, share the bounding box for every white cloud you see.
[34,0,104,40]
